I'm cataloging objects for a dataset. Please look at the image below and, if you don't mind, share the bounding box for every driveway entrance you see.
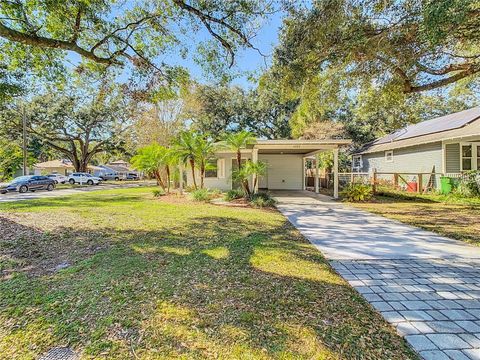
[273,191,480,360]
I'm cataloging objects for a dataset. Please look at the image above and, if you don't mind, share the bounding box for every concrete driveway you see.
[0,181,155,203]
[273,191,480,360]
[273,191,479,260]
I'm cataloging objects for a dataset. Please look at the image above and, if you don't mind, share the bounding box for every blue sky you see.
[65,7,284,90]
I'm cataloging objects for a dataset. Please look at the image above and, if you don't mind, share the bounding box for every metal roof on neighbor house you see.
[357,106,480,154]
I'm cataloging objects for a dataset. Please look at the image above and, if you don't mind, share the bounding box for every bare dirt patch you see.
[0,212,109,277]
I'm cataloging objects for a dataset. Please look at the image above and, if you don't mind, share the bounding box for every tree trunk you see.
[78,160,88,173]
[165,165,171,193]
[189,159,197,190]
[200,162,205,189]
[237,150,242,170]
[155,170,166,191]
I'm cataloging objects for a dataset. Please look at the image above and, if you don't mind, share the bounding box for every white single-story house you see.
[184,139,351,198]
[352,107,480,186]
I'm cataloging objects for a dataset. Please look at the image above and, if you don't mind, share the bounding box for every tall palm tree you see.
[220,131,256,170]
[174,131,199,189]
[193,135,217,189]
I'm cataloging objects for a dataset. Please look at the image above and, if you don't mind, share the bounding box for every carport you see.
[251,139,352,198]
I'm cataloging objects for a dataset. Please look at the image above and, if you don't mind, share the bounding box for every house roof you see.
[356,106,480,154]
[35,159,103,170]
[101,164,130,172]
[252,139,352,155]
[34,159,74,169]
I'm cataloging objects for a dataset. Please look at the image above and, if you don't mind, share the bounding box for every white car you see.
[67,172,103,185]
[47,173,68,184]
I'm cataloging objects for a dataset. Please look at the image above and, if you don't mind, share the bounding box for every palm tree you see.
[193,135,217,189]
[131,144,168,191]
[233,160,267,196]
[220,131,256,170]
[163,147,180,193]
[244,160,267,193]
[220,131,256,191]
[174,131,199,189]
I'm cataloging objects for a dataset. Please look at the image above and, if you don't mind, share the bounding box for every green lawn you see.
[348,190,480,246]
[0,188,416,359]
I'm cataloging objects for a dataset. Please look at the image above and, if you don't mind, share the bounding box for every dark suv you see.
[0,175,56,194]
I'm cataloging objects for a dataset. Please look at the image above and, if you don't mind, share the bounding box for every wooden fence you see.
[313,171,466,194]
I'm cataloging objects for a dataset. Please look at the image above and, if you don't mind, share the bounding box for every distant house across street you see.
[32,159,103,176]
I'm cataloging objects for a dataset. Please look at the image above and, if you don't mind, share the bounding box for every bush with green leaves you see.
[340,183,373,202]
[152,189,165,197]
[248,192,277,208]
[454,171,480,198]
[190,188,221,202]
[224,189,244,201]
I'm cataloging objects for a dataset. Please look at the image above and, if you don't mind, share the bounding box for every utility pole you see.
[22,104,28,175]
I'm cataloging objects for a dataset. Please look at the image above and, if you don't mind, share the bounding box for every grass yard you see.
[348,190,480,246]
[0,187,416,359]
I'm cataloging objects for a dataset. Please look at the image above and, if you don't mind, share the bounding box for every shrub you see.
[224,189,244,201]
[152,189,165,197]
[248,192,276,208]
[190,188,221,202]
[454,171,480,198]
[340,183,373,202]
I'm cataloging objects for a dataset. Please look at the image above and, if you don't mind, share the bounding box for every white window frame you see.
[459,142,479,172]
[204,158,226,179]
[352,155,363,171]
[385,150,394,163]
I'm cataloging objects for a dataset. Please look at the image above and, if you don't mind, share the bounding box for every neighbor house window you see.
[385,150,394,163]
[477,146,480,170]
[352,155,362,171]
[461,144,472,171]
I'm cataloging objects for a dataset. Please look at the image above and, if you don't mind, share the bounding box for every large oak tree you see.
[0,0,270,77]
[275,0,480,94]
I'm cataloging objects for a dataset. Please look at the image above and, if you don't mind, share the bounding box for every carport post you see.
[252,148,258,193]
[333,148,339,199]
[302,157,306,190]
[314,154,319,193]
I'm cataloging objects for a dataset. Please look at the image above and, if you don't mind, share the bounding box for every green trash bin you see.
[440,176,452,194]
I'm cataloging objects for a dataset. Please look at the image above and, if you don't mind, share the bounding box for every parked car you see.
[125,173,139,180]
[0,175,56,194]
[47,173,68,184]
[67,173,103,185]
[99,173,123,181]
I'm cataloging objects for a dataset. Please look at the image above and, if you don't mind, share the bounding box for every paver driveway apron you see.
[273,191,480,360]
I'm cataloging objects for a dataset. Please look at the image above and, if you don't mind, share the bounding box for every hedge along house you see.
[184,139,352,198]
[352,107,480,189]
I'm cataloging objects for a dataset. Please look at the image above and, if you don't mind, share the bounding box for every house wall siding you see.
[361,142,443,174]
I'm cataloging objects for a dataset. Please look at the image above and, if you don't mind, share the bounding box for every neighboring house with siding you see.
[352,107,480,187]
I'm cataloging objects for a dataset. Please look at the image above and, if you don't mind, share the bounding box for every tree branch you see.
[0,21,118,65]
